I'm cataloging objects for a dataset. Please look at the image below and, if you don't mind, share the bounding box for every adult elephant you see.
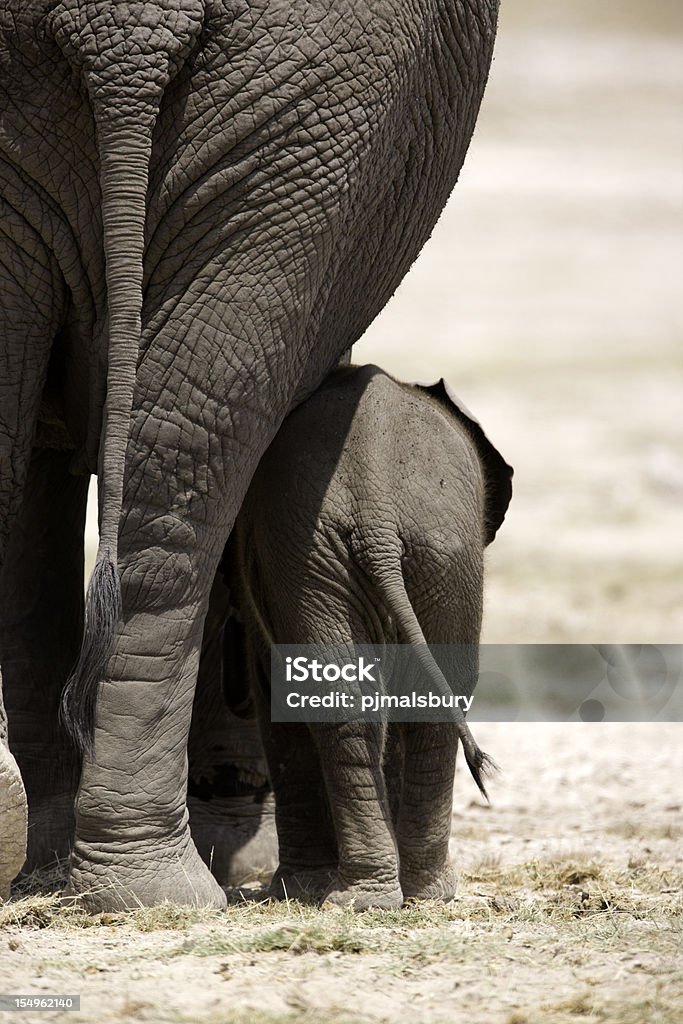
[0,0,500,909]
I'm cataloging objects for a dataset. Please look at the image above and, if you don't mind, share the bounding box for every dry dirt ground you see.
[3,2,681,1023]
[2,723,682,1024]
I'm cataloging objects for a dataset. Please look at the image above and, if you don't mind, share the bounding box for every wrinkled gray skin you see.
[0,672,27,898]
[186,575,278,887]
[228,365,512,910]
[0,0,499,908]
[0,451,277,885]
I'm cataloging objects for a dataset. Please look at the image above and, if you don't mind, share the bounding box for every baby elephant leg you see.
[311,721,403,911]
[248,655,337,900]
[397,723,458,900]
[266,722,338,901]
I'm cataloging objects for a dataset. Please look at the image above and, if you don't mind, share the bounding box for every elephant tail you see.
[54,3,206,754]
[374,569,497,801]
[60,118,151,754]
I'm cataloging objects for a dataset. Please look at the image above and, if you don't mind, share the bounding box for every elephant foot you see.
[188,791,277,886]
[401,862,457,902]
[269,865,337,902]
[323,875,403,912]
[67,831,227,912]
[0,743,27,899]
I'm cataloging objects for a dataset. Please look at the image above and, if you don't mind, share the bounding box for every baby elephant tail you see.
[375,571,497,801]
[457,732,498,802]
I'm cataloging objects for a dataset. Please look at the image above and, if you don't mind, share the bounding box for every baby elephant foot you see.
[323,875,403,912]
[269,865,336,902]
[401,862,457,902]
[189,791,278,887]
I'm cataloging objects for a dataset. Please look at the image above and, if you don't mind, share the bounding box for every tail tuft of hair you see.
[60,550,121,756]
[462,741,499,802]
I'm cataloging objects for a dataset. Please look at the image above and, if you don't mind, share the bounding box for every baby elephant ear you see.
[414,379,513,545]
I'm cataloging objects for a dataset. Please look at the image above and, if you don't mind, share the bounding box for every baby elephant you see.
[226,364,512,909]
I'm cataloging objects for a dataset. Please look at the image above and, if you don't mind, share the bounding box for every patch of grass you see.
[176,920,382,957]
[2,854,681,955]
[542,982,683,1024]
[543,990,601,1018]
[0,893,72,930]
[165,897,682,967]
[460,856,683,925]
[10,858,69,896]
[120,903,231,933]
[0,894,231,932]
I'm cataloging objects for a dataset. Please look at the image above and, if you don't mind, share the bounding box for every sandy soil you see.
[2,723,682,1024]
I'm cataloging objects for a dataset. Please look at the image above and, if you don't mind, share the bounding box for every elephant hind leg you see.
[266,717,338,905]
[311,718,403,912]
[188,579,278,888]
[242,545,402,909]
[245,646,337,901]
[397,723,458,901]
